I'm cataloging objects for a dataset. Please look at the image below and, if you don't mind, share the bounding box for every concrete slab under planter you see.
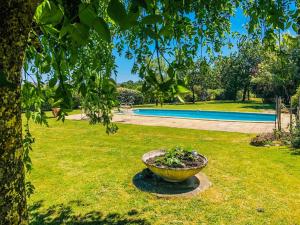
[132,169,211,198]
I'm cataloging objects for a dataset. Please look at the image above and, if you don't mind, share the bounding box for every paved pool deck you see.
[66,110,290,134]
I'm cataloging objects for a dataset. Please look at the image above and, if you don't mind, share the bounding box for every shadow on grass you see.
[132,169,200,196]
[291,149,300,156]
[29,200,151,225]
[241,104,275,111]
[135,100,274,108]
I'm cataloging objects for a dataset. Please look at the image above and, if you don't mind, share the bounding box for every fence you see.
[275,96,300,132]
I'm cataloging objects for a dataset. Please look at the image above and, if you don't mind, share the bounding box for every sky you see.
[114,8,249,83]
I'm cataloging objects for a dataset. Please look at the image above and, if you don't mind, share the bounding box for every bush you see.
[250,133,275,146]
[292,86,300,108]
[117,87,144,105]
[71,93,81,109]
[251,131,291,147]
[184,92,198,102]
[207,89,225,100]
[292,121,300,149]
[196,87,210,101]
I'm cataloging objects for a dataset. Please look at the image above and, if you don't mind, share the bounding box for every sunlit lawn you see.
[28,117,300,224]
[135,99,275,112]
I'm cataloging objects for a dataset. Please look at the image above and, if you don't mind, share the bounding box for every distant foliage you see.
[292,86,300,108]
[119,80,143,90]
[251,35,300,104]
[117,87,144,105]
[207,89,225,100]
[292,121,300,149]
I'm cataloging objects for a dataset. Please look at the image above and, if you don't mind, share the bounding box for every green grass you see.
[28,119,300,225]
[135,99,275,112]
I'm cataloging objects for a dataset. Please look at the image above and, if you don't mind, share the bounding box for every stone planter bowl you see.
[142,150,208,182]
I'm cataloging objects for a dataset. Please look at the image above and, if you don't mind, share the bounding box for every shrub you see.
[291,121,300,149]
[196,87,210,101]
[207,89,225,100]
[71,92,81,109]
[250,133,275,146]
[117,87,144,105]
[251,131,291,147]
[292,86,300,108]
[184,92,198,102]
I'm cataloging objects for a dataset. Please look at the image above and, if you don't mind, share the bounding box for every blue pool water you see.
[133,109,276,122]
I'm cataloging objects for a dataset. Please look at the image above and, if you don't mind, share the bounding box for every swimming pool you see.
[133,109,276,122]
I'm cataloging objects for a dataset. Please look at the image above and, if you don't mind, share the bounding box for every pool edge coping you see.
[131,108,277,124]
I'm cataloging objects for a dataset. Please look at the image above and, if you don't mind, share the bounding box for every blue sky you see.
[114,8,248,83]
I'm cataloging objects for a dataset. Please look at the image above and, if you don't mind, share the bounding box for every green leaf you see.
[141,15,163,24]
[130,0,147,10]
[292,23,298,33]
[59,24,73,38]
[40,61,51,73]
[51,98,63,108]
[49,77,57,88]
[159,26,171,37]
[79,3,97,26]
[43,25,59,36]
[107,0,128,29]
[144,27,161,40]
[78,3,111,42]
[79,83,87,97]
[70,23,90,45]
[93,18,111,42]
[167,67,174,77]
[34,0,63,25]
[176,94,185,103]
[176,85,190,94]
[137,0,147,9]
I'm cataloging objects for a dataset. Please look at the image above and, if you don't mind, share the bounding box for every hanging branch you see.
[154,22,164,82]
[24,70,38,86]
[158,48,171,65]
[145,48,156,71]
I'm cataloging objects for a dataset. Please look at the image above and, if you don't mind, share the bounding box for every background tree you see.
[183,58,212,103]
[235,39,262,101]
[251,34,300,104]
[118,80,143,90]
[211,39,262,101]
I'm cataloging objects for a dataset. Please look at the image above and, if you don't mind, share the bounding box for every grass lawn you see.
[28,118,300,225]
[135,99,275,113]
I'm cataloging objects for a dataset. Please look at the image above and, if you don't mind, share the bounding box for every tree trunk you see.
[0,1,38,224]
[247,89,250,101]
[242,86,247,102]
[191,86,195,104]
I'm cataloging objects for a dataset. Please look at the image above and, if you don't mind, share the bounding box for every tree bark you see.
[0,1,38,224]
[247,89,250,101]
[242,86,248,102]
[191,86,195,104]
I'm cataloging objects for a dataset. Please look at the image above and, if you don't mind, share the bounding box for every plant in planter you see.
[154,146,202,168]
[142,146,208,182]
